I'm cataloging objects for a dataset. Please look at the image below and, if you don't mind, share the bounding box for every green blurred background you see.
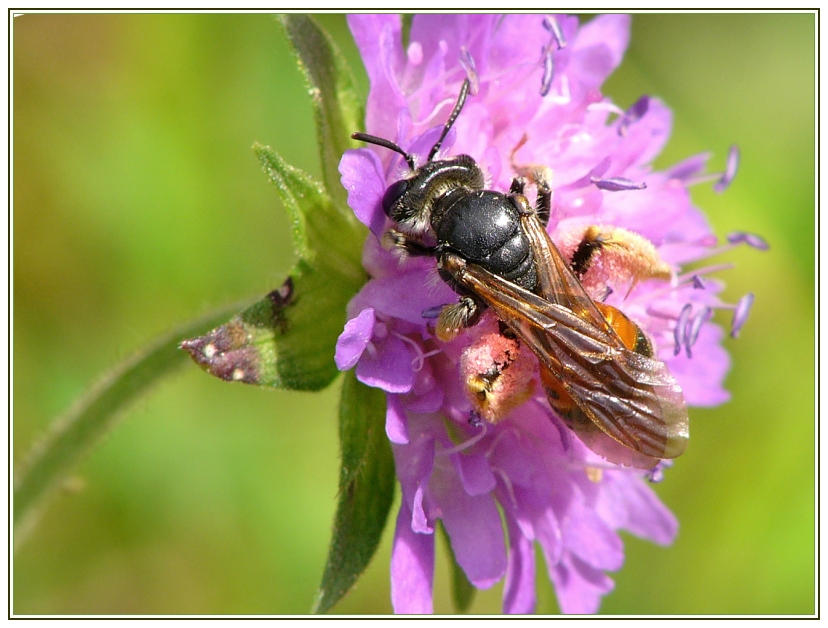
[13,13,814,615]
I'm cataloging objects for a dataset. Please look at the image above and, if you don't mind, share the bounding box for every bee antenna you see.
[351,132,417,171]
[427,78,471,163]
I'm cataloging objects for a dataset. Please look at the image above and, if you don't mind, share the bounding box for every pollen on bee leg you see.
[557,223,672,298]
[459,318,537,424]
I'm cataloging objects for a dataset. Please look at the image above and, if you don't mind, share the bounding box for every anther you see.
[618,95,649,136]
[686,306,711,358]
[645,460,672,483]
[459,47,480,95]
[540,47,555,96]
[730,292,755,338]
[714,145,740,193]
[542,15,567,49]
[591,176,647,192]
[726,231,769,251]
[674,303,692,356]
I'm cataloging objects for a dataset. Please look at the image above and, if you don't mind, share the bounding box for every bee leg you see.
[382,229,435,257]
[534,172,552,227]
[509,174,552,226]
[509,176,526,195]
[569,228,606,279]
[434,296,483,341]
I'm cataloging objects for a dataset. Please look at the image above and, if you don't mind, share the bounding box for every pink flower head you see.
[336,14,754,614]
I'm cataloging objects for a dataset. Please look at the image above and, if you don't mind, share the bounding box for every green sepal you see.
[439,520,477,613]
[313,371,395,613]
[182,149,365,390]
[279,14,364,209]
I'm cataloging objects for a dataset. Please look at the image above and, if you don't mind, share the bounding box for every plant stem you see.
[13,302,247,548]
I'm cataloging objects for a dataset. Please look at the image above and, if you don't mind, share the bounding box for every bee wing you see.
[443,251,689,464]
[518,208,618,337]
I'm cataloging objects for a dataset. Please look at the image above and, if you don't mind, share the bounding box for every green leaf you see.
[254,143,364,270]
[279,14,364,209]
[14,302,247,547]
[313,370,395,613]
[439,520,477,613]
[181,148,365,390]
[252,146,364,385]
[182,260,349,390]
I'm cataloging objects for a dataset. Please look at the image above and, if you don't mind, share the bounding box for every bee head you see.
[352,78,482,235]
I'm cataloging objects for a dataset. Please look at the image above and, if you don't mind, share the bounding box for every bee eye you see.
[382,179,410,217]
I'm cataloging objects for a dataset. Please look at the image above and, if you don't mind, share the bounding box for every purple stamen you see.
[714,144,740,193]
[543,15,566,49]
[468,411,484,428]
[646,460,672,483]
[674,303,692,356]
[666,152,711,183]
[727,231,770,251]
[558,157,610,191]
[677,263,735,285]
[618,95,649,136]
[646,466,664,483]
[696,233,719,248]
[540,47,555,96]
[591,176,647,192]
[686,306,711,357]
[459,47,480,95]
[730,292,755,338]
[692,275,706,290]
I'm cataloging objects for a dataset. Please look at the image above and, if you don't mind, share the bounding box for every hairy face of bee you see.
[382,156,487,236]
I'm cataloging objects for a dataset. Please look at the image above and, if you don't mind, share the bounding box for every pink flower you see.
[336,14,755,614]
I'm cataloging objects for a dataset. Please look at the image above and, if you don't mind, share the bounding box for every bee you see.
[353,78,688,469]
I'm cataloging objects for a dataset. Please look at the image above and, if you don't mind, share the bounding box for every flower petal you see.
[339,148,388,239]
[570,14,630,85]
[665,323,731,406]
[454,450,497,496]
[391,502,435,614]
[347,14,407,142]
[386,394,410,444]
[432,464,507,588]
[561,489,624,572]
[550,553,615,614]
[503,509,536,614]
[597,471,679,545]
[335,308,375,371]
[356,334,415,393]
